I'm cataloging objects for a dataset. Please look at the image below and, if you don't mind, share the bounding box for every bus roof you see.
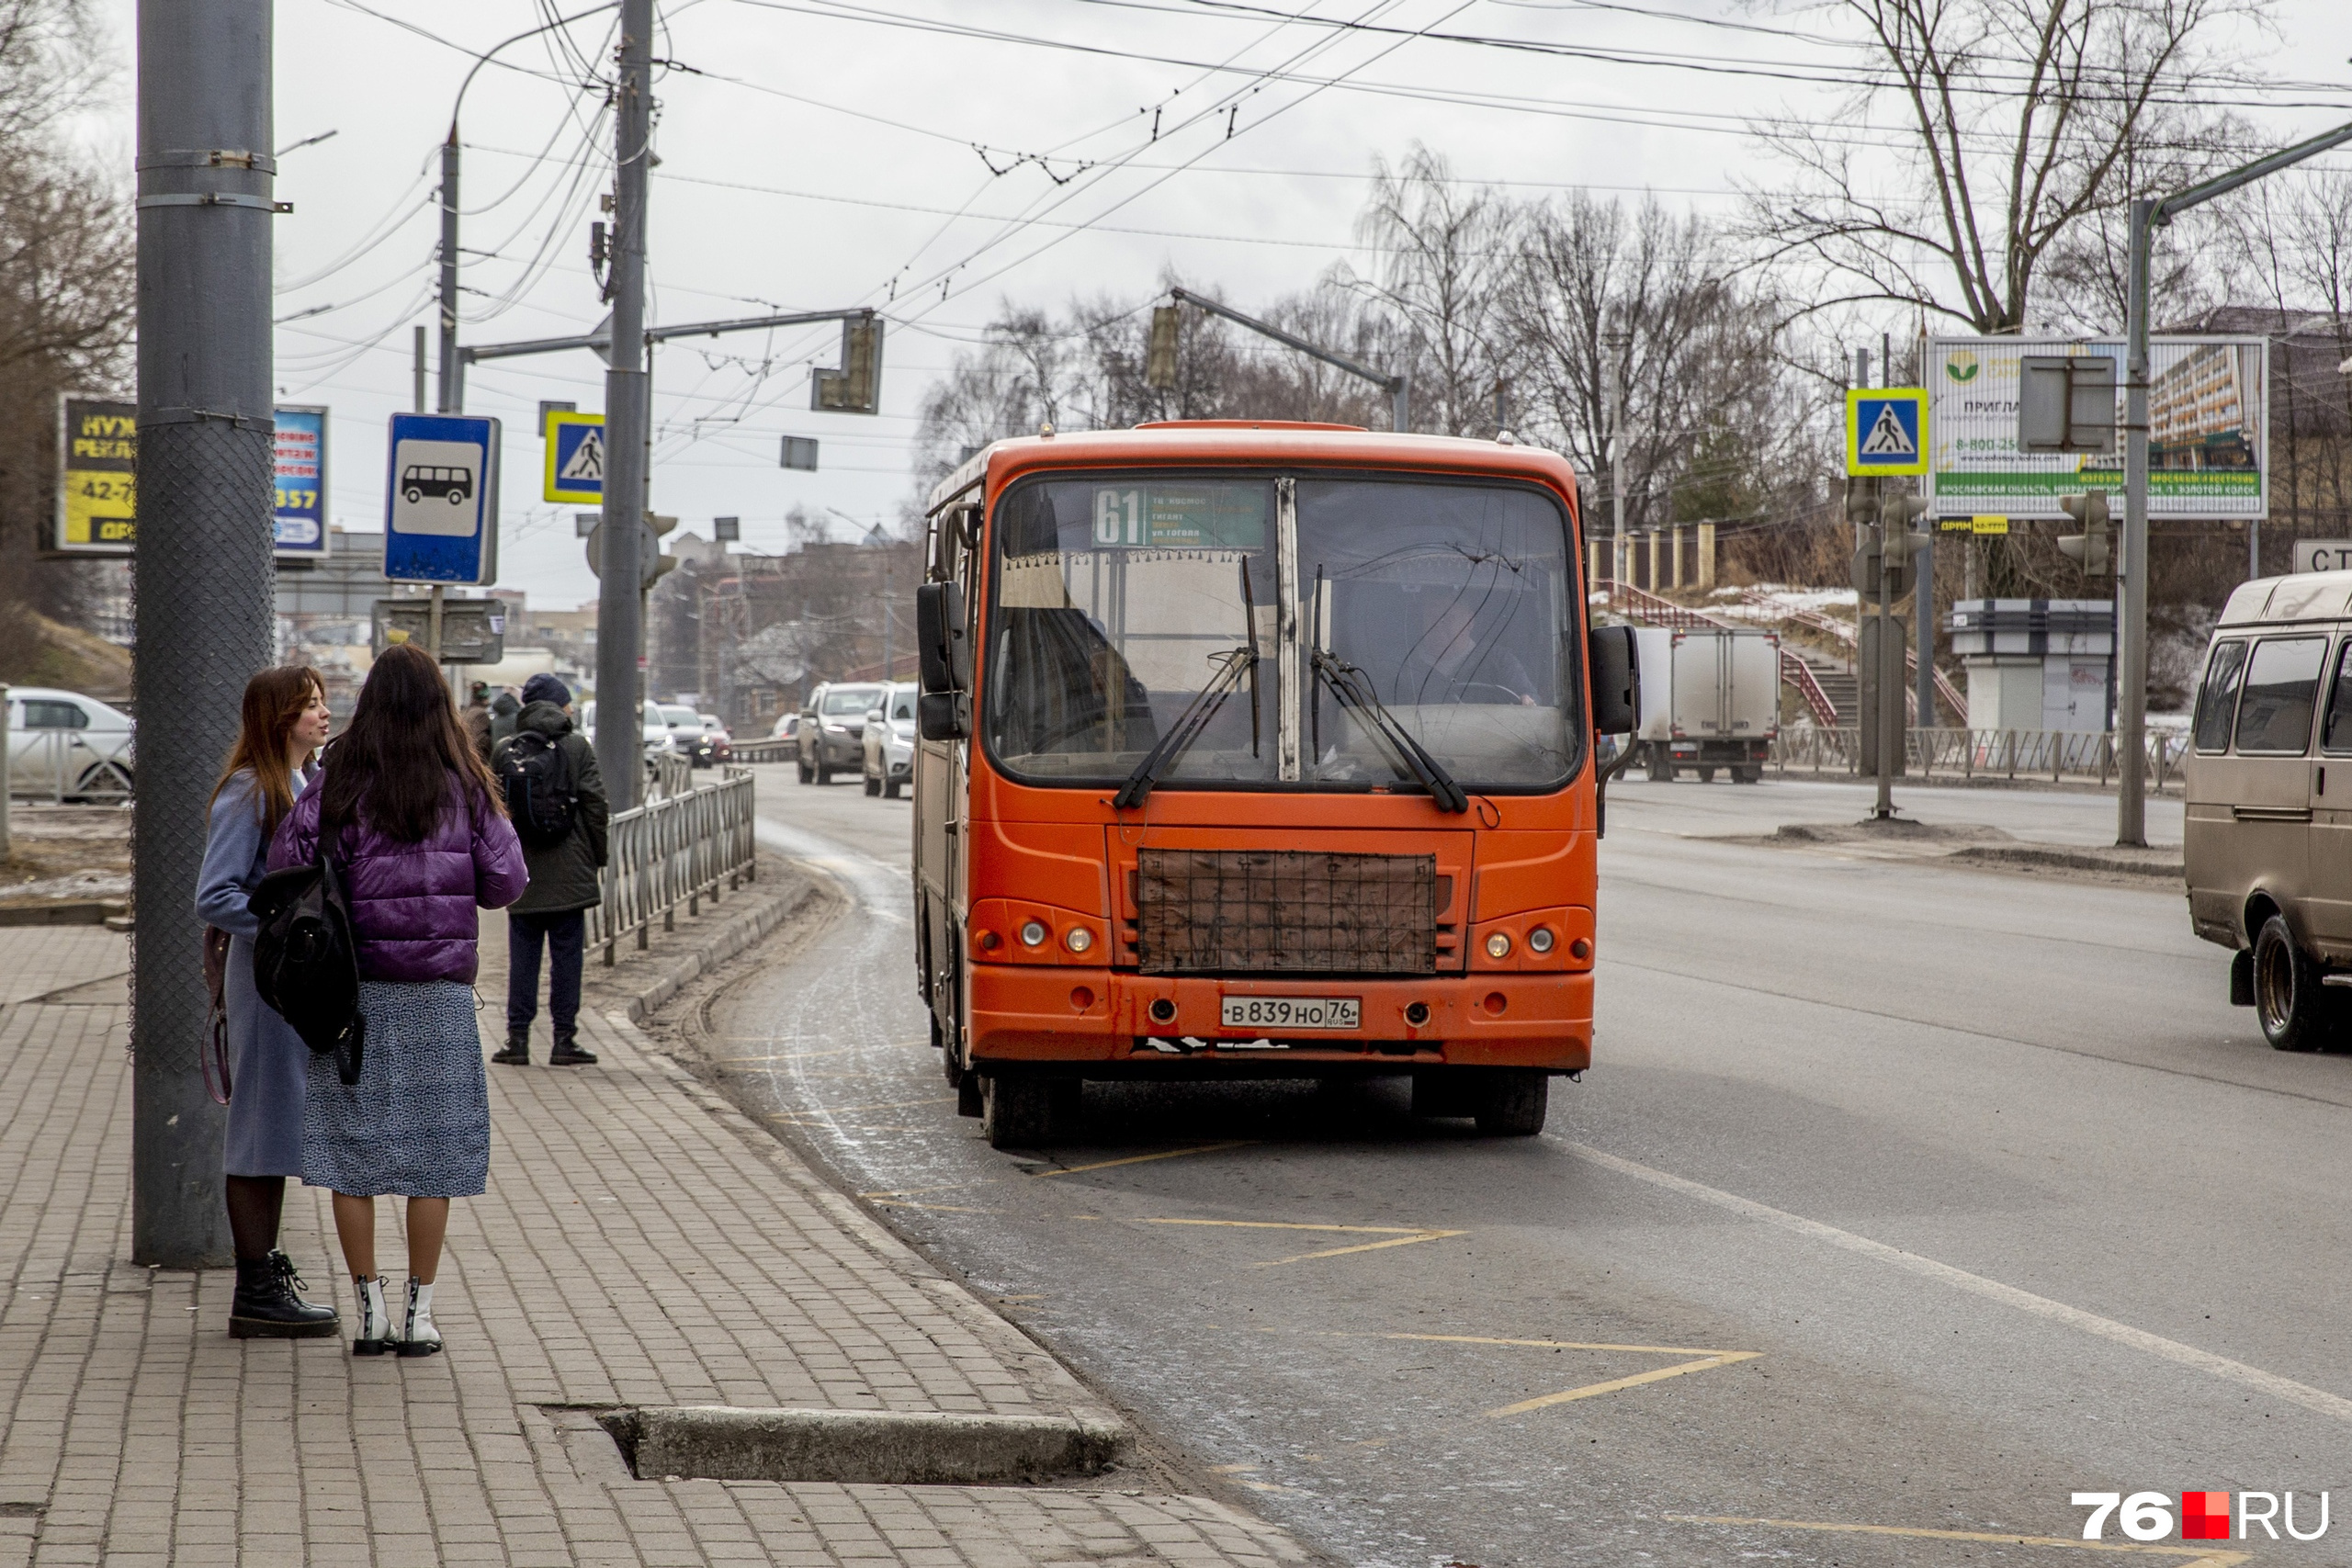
[924,425,1582,516]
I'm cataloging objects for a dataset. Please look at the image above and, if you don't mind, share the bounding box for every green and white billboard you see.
[1924,335,2267,520]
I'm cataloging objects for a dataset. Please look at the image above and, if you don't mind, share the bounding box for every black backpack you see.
[500,729,577,848]
[251,839,366,1087]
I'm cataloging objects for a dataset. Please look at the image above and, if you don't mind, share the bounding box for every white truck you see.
[1630,626,1781,784]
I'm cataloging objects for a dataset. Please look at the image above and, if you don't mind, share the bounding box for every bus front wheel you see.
[1474,1070,1548,1136]
[982,1076,1056,1147]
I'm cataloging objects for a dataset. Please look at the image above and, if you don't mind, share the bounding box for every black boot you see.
[491,1029,529,1066]
[229,1251,340,1339]
[548,1025,596,1066]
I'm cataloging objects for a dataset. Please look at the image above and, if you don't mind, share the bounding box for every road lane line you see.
[1370,1331,1743,1355]
[1253,1231,1464,1267]
[1113,1216,1464,1265]
[1667,1515,2249,1564]
[1484,1351,1759,1416]
[1031,1142,1257,1178]
[1565,1139,2352,1427]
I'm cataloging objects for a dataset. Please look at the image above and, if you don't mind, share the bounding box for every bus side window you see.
[2325,640,2352,755]
[2193,639,2248,753]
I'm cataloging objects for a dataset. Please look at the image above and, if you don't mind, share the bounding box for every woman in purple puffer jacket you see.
[271,644,528,1358]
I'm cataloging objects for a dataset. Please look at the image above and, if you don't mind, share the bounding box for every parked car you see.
[581,698,678,769]
[797,682,884,784]
[8,688,134,800]
[861,682,917,798]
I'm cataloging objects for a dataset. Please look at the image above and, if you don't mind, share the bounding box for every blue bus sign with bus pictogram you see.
[382,412,500,584]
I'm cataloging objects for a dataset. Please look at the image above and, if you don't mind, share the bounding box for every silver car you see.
[861,682,917,798]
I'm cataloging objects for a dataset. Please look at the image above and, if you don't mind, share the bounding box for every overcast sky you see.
[90,0,2352,610]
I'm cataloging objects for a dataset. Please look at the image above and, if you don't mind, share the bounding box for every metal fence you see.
[588,766,759,964]
[729,737,797,766]
[1770,727,2188,790]
[9,730,134,803]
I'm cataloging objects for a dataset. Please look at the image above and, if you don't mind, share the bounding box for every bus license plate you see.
[1220,996,1361,1031]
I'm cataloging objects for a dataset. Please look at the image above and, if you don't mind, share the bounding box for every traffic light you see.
[1146,306,1180,390]
[2058,489,2113,578]
[1878,492,1929,596]
[812,317,885,414]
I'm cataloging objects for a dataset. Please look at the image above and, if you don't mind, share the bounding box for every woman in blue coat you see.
[195,665,338,1337]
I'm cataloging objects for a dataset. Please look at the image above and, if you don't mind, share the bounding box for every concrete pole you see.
[133,0,277,1267]
[1609,341,1627,589]
[2118,197,2154,848]
[436,133,459,414]
[1390,371,1410,435]
[1669,525,1683,590]
[1916,534,1934,725]
[412,324,426,413]
[596,0,653,813]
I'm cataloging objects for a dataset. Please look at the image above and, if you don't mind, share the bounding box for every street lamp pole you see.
[2117,117,2352,847]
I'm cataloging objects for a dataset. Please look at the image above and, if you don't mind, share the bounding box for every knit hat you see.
[521,673,571,707]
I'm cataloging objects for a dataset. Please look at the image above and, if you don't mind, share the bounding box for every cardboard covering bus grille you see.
[1135,850,1437,976]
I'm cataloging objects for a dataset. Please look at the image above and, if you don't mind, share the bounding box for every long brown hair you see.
[210,665,326,839]
[320,643,505,841]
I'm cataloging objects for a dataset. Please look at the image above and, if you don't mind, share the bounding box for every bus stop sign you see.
[383,412,500,584]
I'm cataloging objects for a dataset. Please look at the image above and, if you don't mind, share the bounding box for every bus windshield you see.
[984,472,1579,792]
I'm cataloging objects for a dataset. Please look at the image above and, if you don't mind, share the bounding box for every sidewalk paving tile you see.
[0,916,1312,1566]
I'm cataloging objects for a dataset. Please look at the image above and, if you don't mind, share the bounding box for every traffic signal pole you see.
[133,0,277,1266]
[2118,118,2352,848]
[1168,287,1411,432]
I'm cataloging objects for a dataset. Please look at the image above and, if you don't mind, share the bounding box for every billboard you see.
[1923,336,2267,520]
[54,394,136,555]
[273,405,330,557]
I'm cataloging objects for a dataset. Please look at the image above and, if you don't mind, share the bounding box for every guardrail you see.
[588,766,758,964]
[7,730,133,803]
[1770,727,2188,791]
[729,737,797,765]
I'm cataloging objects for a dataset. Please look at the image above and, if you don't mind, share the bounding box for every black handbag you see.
[250,837,367,1087]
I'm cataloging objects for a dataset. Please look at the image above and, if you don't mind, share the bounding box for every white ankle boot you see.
[395,1276,442,1357]
[351,1275,390,1356]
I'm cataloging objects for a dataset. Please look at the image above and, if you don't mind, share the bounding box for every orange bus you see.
[910,423,1637,1147]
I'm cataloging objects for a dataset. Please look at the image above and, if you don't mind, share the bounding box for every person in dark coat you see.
[487,687,522,750]
[490,672,608,1067]
[271,644,529,1357]
[196,664,339,1338]
[461,681,493,762]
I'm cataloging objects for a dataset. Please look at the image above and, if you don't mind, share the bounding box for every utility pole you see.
[413,324,426,413]
[437,130,459,415]
[597,0,653,812]
[133,0,277,1267]
[2118,117,2352,847]
[1609,343,1627,590]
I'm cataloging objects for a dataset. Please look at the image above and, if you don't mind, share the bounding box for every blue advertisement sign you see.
[273,405,330,557]
[382,412,500,584]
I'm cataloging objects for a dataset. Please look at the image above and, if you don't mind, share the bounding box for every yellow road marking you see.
[1374,1331,1739,1355]
[1114,1216,1464,1268]
[1485,1352,1759,1416]
[1668,1515,2250,1564]
[1032,1142,1257,1178]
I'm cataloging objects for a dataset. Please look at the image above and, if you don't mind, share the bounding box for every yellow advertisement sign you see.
[57,394,136,555]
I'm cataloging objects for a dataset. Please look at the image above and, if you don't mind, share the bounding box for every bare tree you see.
[1746,0,2260,333]
[1348,146,1512,436]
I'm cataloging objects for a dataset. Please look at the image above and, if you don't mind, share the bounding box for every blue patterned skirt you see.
[302,979,489,1198]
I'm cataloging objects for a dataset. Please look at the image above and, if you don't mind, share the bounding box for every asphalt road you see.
[710,764,2352,1568]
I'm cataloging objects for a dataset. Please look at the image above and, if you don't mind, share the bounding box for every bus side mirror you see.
[917,582,967,695]
[918,692,968,742]
[1589,626,1639,735]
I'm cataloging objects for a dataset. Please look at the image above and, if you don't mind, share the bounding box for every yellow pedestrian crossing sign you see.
[544,410,606,504]
[1845,389,1928,476]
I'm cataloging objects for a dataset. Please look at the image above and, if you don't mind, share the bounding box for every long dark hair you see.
[209,665,325,839]
[320,643,504,841]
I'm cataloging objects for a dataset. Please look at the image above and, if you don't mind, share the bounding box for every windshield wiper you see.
[1310,649,1470,814]
[1113,644,1258,810]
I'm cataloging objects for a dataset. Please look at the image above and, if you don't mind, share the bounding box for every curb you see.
[1950,844,2184,880]
[613,1405,1132,1485]
[593,853,826,1025]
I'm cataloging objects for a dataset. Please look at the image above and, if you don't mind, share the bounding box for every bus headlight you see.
[1019,919,1048,948]
[1063,926,1093,954]
[1485,931,1513,959]
[1527,927,1555,954]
